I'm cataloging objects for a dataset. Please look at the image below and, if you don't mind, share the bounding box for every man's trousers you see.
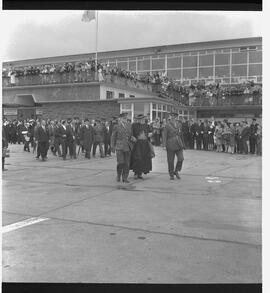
[116,150,131,181]
[166,148,184,177]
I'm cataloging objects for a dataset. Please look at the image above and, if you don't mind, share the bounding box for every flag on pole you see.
[81,10,96,22]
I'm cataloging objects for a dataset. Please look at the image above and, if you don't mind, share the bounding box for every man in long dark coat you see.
[163,113,185,180]
[80,118,94,159]
[36,119,50,161]
[130,114,153,179]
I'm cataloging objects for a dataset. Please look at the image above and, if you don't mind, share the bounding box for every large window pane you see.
[167,57,181,68]
[215,53,230,65]
[183,68,197,79]
[117,61,128,70]
[183,56,198,67]
[129,61,136,71]
[199,67,213,78]
[215,66,230,77]
[137,59,150,71]
[122,103,132,110]
[167,69,181,80]
[231,65,247,76]
[249,51,262,63]
[232,52,248,64]
[152,58,165,70]
[134,102,144,113]
[199,54,214,66]
[249,64,262,76]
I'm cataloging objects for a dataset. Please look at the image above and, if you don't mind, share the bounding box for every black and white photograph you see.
[1,8,263,289]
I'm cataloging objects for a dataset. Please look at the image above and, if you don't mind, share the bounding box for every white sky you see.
[0,10,262,61]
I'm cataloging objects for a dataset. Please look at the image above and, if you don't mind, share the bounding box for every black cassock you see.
[130,123,152,175]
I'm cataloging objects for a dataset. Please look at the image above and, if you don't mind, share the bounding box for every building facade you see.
[2,37,262,121]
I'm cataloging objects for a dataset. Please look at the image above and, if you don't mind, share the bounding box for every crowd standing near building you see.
[2,61,262,107]
[2,115,262,179]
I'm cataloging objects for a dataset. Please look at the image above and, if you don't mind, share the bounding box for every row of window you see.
[101,50,262,71]
[164,63,262,80]
[106,91,135,100]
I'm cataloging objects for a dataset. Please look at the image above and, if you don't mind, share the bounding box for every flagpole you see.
[95,10,99,74]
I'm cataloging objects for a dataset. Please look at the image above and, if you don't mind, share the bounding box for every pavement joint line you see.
[3,166,261,181]
[36,188,117,218]
[2,217,50,234]
[41,216,262,249]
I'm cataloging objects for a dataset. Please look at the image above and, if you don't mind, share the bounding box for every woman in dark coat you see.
[130,114,153,179]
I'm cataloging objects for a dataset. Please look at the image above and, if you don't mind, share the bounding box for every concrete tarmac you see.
[2,145,261,283]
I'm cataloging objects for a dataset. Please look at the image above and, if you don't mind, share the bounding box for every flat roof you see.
[3,37,262,67]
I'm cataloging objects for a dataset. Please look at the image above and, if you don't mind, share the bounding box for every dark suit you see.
[36,126,50,159]
[111,121,132,181]
[67,124,77,159]
[80,125,94,158]
[93,125,105,157]
[203,124,210,151]
[58,125,68,159]
[103,125,111,156]
[240,126,250,154]
[249,123,257,154]
[198,123,204,150]
[163,121,184,177]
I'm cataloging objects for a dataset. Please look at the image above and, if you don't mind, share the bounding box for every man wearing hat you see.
[59,120,68,160]
[36,119,50,161]
[249,118,258,154]
[93,118,105,158]
[163,112,185,180]
[66,118,77,159]
[130,114,153,179]
[239,120,250,154]
[80,118,94,159]
[111,112,134,183]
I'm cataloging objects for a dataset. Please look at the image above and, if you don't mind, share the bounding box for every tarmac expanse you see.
[2,145,261,283]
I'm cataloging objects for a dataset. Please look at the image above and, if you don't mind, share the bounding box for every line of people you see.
[149,116,262,156]
[3,117,116,162]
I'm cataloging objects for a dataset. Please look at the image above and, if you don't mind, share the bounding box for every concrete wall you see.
[3,83,101,104]
[40,100,120,120]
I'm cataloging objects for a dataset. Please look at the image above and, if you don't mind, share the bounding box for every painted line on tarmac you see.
[2,217,50,234]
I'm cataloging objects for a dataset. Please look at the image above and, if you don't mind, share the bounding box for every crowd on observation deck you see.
[3,61,262,106]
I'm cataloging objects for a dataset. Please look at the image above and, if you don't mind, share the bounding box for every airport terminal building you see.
[2,37,262,121]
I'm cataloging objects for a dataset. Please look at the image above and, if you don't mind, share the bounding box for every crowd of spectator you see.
[150,116,262,156]
[3,61,262,107]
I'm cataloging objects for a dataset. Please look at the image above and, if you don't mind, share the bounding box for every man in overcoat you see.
[80,118,94,159]
[163,113,185,180]
[36,119,50,161]
[111,112,134,183]
[66,118,77,159]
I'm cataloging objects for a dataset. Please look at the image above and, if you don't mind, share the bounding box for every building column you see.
[247,50,249,80]
[131,102,134,122]
[150,102,153,122]
[180,55,183,83]
[127,57,129,71]
[197,52,200,82]
[213,51,216,83]
[150,55,152,74]
[165,54,168,76]
[229,49,232,84]
[135,57,138,73]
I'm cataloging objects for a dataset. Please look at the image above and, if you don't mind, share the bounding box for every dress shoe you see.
[122,179,130,183]
[137,175,143,179]
[174,171,180,179]
[116,176,121,182]
[170,176,174,180]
